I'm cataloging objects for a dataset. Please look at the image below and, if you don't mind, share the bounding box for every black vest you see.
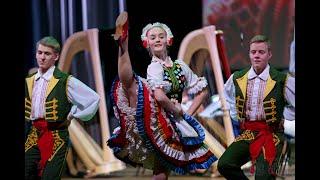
[233,66,287,128]
[25,68,72,123]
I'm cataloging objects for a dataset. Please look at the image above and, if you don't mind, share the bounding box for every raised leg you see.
[113,11,137,107]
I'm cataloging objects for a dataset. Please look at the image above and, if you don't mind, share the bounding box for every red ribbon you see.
[33,119,54,176]
[241,121,276,175]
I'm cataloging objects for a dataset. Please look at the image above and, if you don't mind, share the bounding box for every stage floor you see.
[61,165,295,180]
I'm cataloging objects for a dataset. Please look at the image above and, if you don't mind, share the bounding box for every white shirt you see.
[245,65,269,120]
[147,56,208,95]
[224,65,295,121]
[289,38,295,76]
[30,66,100,121]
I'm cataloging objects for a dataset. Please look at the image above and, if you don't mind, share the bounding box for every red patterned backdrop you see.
[203,0,295,70]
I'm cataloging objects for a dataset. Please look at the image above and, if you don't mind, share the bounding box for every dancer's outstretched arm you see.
[154,89,184,117]
[186,88,208,116]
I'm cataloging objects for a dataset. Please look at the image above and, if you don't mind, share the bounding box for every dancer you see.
[107,12,216,180]
[217,35,295,180]
[25,36,100,180]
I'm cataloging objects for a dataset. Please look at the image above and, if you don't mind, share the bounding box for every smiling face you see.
[249,42,272,74]
[36,44,59,74]
[146,27,167,57]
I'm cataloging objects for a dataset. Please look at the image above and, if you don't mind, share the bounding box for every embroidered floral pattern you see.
[272,133,280,146]
[163,62,186,101]
[235,130,255,142]
[25,127,38,152]
[48,131,65,161]
[235,130,281,146]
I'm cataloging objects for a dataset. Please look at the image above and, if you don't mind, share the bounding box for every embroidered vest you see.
[233,66,287,127]
[25,68,72,123]
[163,61,186,103]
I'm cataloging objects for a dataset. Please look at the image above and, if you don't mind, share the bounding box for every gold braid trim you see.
[273,133,280,146]
[236,96,245,119]
[25,98,32,120]
[235,130,255,141]
[235,130,280,146]
[45,98,59,121]
[48,131,65,161]
[25,127,38,152]
[264,98,277,123]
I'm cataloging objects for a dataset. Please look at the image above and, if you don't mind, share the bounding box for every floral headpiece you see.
[140,22,174,48]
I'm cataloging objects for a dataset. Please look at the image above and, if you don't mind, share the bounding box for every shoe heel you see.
[113,11,128,42]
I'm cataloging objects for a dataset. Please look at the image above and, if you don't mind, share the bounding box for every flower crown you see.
[140,22,174,42]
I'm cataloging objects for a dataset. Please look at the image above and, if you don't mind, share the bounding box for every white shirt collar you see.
[248,64,270,81]
[35,66,55,81]
[151,56,172,66]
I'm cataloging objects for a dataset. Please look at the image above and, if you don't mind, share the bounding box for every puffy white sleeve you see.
[147,61,171,92]
[283,75,295,120]
[67,77,100,121]
[283,74,295,137]
[176,59,207,95]
[224,74,238,121]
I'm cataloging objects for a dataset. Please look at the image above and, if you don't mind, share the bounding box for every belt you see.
[33,118,70,130]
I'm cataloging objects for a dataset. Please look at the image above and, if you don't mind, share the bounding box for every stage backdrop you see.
[202,0,295,71]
